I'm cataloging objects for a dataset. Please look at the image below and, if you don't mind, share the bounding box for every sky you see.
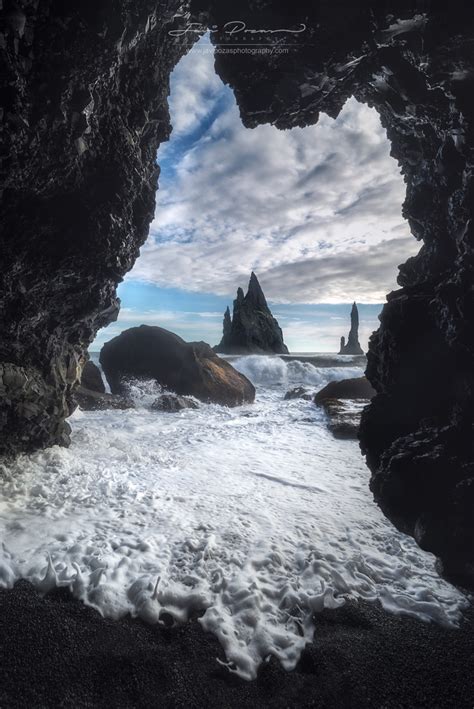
[93,35,419,352]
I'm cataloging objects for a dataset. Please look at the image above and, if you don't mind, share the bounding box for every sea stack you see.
[215,272,289,354]
[339,302,364,355]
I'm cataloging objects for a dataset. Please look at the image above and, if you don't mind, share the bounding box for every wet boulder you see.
[151,393,199,412]
[100,325,255,407]
[81,361,105,393]
[314,377,375,440]
[314,377,375,403]
[318,398,368,440]
[74,387,134,411]
[284,387,313,401]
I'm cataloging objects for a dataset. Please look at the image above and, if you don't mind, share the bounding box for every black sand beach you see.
[1,581,473,708]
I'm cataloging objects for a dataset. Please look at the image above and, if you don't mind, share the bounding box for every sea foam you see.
[0,355,469,680]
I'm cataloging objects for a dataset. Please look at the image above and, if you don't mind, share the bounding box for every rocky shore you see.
[1,582,473,709]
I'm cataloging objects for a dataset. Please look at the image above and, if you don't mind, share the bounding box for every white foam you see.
[229,354,363,390]
[0,356,468,680]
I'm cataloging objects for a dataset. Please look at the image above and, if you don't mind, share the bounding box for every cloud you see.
[259,235,415,304]
[165,37,223,136]
[126,34,419,306]
[93,306,224,349]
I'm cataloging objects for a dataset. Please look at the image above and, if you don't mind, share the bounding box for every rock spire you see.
[339,302,364,355]
[215,272,289,354]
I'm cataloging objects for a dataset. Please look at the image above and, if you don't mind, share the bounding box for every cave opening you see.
[94,33,418,354]
[1,4,473,691]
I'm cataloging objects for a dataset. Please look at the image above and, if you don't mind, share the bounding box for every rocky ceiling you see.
[0,0,473,585]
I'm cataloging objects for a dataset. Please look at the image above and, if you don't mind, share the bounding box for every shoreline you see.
[1,581,473,708]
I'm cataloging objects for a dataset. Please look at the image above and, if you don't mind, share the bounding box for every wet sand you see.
[1,581,473,708]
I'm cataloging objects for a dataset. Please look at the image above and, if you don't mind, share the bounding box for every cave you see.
[1,0,473,606]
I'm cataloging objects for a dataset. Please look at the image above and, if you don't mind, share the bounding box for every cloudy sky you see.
[94,35,419,352]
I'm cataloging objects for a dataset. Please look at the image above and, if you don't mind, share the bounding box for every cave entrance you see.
[94,33,419,355]
[1,10,471,686]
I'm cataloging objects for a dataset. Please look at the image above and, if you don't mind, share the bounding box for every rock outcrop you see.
[1,3,473,584]
[314,378,376,403]
[339,303,364,355]
[215,273,288,354]
[284,387,313,401]
[100,325,255,407]
[315,377,375,440]
[151,394,199,413]
[75,359,133,410]
[74,387,134,412]
[81,361,104,394]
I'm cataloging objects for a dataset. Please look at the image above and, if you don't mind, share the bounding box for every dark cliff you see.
[215,272,289,354]
[1,2,473,584]
[0,1,199,455]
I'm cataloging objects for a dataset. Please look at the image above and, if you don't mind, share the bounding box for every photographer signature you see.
[169,20,307,38]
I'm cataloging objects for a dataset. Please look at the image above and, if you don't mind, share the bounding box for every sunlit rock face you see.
[204,1,474,585]
[1,2,473,583]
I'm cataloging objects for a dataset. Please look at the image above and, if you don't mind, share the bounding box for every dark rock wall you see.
[1,1,473,582]
[0,0,197,454]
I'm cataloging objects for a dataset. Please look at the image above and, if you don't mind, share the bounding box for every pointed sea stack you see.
[339,302,364,355]
[215,272,289,354]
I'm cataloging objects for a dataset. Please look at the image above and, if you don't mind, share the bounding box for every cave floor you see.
[0,581,473,708]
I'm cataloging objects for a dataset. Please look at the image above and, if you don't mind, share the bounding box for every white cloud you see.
[127,35,419,304]
[93,307,224,350]
[166,37,223,136]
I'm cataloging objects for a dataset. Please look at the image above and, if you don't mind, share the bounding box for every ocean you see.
[0,354,468,680]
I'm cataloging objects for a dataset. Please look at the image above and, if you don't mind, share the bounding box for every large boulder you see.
[314,377,376,403]
[317,398,368,440]
[151,393,199,413]
[314,377,375,440]
[100,326,255,407]
[74,387,134,411]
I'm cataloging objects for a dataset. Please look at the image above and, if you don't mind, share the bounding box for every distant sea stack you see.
[215,272,289,354]
[339,302,364,355]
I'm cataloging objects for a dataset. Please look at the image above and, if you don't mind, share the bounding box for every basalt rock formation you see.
[284,387,313,401]
[100,325,255,407]
[1,3,473,583]
[215,272,288,354]
[151,393,199,412]
[74,386,134,411]
[75,359,135,410]
[314,378,376,403]
[80,361,105,394]
[0,1,199,456]
[315,378,375,439]
[339,303,364,355]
